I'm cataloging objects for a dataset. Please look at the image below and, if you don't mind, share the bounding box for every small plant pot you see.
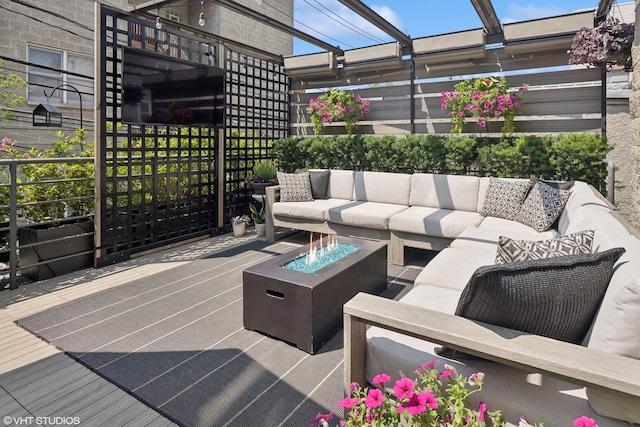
[255,223,266,237]
[232,222,246,237]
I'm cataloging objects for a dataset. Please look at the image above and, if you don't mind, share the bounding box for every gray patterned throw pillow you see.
[516,180,571,232]
[480,178,531,221]
[495,230,595,264]
[277,172,314,202]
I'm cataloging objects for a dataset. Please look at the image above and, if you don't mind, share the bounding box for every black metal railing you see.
[0,157,95,290]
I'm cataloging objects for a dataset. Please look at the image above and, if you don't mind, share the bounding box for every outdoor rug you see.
[16,237,422,427]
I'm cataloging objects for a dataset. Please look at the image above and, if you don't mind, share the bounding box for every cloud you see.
[293,0,404,48]
[502,3,568,24]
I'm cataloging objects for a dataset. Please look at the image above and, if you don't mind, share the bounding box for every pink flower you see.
[393,377,414,399]
[477,118,486,127]
[371,373,390,385]
[309,412,333,426]
[478,402,487,422]
[457,112,464,117]
[438,365,456,380]
[403,391,437,415]
[338,396,360,409]
[423,360,439,370]
[364,389,383,409]
[469,372,485,385]
[350,382,360,392]
[573,416,599,427]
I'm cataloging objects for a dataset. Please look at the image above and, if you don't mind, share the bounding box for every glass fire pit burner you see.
[282,236,359,274]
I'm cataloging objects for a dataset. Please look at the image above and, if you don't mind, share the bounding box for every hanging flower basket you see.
[307,89,370,136]
[440,76,527,136]
[568,17,634,71]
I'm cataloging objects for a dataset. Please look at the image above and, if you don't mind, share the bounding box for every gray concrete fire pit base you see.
[243,237,387,354]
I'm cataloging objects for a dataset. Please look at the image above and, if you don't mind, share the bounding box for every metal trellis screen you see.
[224,48,289,221]
[96,7,222,265]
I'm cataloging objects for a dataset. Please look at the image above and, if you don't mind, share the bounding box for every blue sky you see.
[292,1,601,55]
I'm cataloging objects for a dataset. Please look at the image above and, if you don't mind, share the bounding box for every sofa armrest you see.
[265,185,280,242]
[344,292,640,401]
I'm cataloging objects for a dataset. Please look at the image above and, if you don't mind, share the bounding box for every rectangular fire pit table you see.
[243,236,387,354]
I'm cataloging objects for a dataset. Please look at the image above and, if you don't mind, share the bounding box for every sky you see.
[290,1,603,55]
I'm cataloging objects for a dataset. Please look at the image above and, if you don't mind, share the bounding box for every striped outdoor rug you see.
[17,237,421,427]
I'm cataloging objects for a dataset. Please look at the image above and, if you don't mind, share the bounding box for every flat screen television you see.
[121,47,224,127]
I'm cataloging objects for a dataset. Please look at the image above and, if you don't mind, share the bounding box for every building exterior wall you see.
[0,0,293,151]
[631,0,640,228]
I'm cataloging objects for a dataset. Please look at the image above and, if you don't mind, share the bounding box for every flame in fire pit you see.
[282,233,359,274]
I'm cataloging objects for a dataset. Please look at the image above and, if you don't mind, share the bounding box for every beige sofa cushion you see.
[327,169,355,200]
[388,206,483,239]
[327,201,408,230]
[353,171,412,205]
[272,198,353,221]
[409,174,480,212]
[450,227,558,252]
[414,247,495,292]
[584,233,640,423]
[478,216,557,236]
[557,181,608,234]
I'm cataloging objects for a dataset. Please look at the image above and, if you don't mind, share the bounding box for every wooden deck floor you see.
[0,231,267,427]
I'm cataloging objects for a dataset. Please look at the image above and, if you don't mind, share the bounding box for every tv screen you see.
[121,47,224,127]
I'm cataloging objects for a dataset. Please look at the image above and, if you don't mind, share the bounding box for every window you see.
[165,9,181,22]
[27,46,94,106]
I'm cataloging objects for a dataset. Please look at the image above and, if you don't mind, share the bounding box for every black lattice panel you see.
[224,49,289,220]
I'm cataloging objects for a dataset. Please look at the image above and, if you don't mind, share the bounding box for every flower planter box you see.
[18,219,94,281]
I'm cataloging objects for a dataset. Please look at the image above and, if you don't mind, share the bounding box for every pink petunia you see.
[309,412,333,427]
[371,373,391,385]
[478,402,487,422]
[364,389,384,409]
[438,365,456,380]
[350,381,360,392]
[393,377,414,399]
[338,396,360,409]
[573,416,599,427]
[477,118,486,127]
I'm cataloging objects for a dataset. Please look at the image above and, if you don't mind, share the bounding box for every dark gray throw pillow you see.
[530,176,575,191]
[309,170,330,199]
[495,230,595,264]
[436,247,625,360]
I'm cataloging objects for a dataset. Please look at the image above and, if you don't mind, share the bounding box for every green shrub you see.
[549,133,611,192]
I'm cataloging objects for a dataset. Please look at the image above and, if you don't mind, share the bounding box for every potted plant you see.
[568,17,634,71]
[307,89,370,135]
[440,76,527,136]
[1,130,95,280]
[231,214,250,237]
[245,160,278,195]
[249,203,266,237]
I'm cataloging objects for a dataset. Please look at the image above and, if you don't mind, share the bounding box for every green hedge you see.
[272,133,611,193]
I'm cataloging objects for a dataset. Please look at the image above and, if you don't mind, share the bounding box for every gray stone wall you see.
[631,0,640,228]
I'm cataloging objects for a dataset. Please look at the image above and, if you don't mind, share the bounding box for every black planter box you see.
[243,236,387,354]
[19,220,94,281]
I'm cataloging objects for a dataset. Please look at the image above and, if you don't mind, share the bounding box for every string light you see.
[198,1,205,26]
[155,16,162,30]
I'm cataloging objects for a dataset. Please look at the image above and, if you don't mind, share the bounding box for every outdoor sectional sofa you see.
[264,170,640,426]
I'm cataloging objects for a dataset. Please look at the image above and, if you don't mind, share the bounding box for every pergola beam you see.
[337,0,412,47]
[133,0,181,13]
[470,0,502,35]
[212,0,343,55]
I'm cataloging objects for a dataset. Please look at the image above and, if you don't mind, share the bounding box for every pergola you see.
[130,0,616,60]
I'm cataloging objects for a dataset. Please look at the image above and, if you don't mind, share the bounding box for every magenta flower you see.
[309,412,333,426]
[393,377,414,399]
[478,402,487,422]
[364,389,384,409]
[337,396,360,409]
[350,381,360,392]
[574,416,599,427]
[438,365,456,380]
[477,118,486,127]
[424,360,439,369]
[403,391,437,415]
[371,373,391,385]
[469,372,485,385]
